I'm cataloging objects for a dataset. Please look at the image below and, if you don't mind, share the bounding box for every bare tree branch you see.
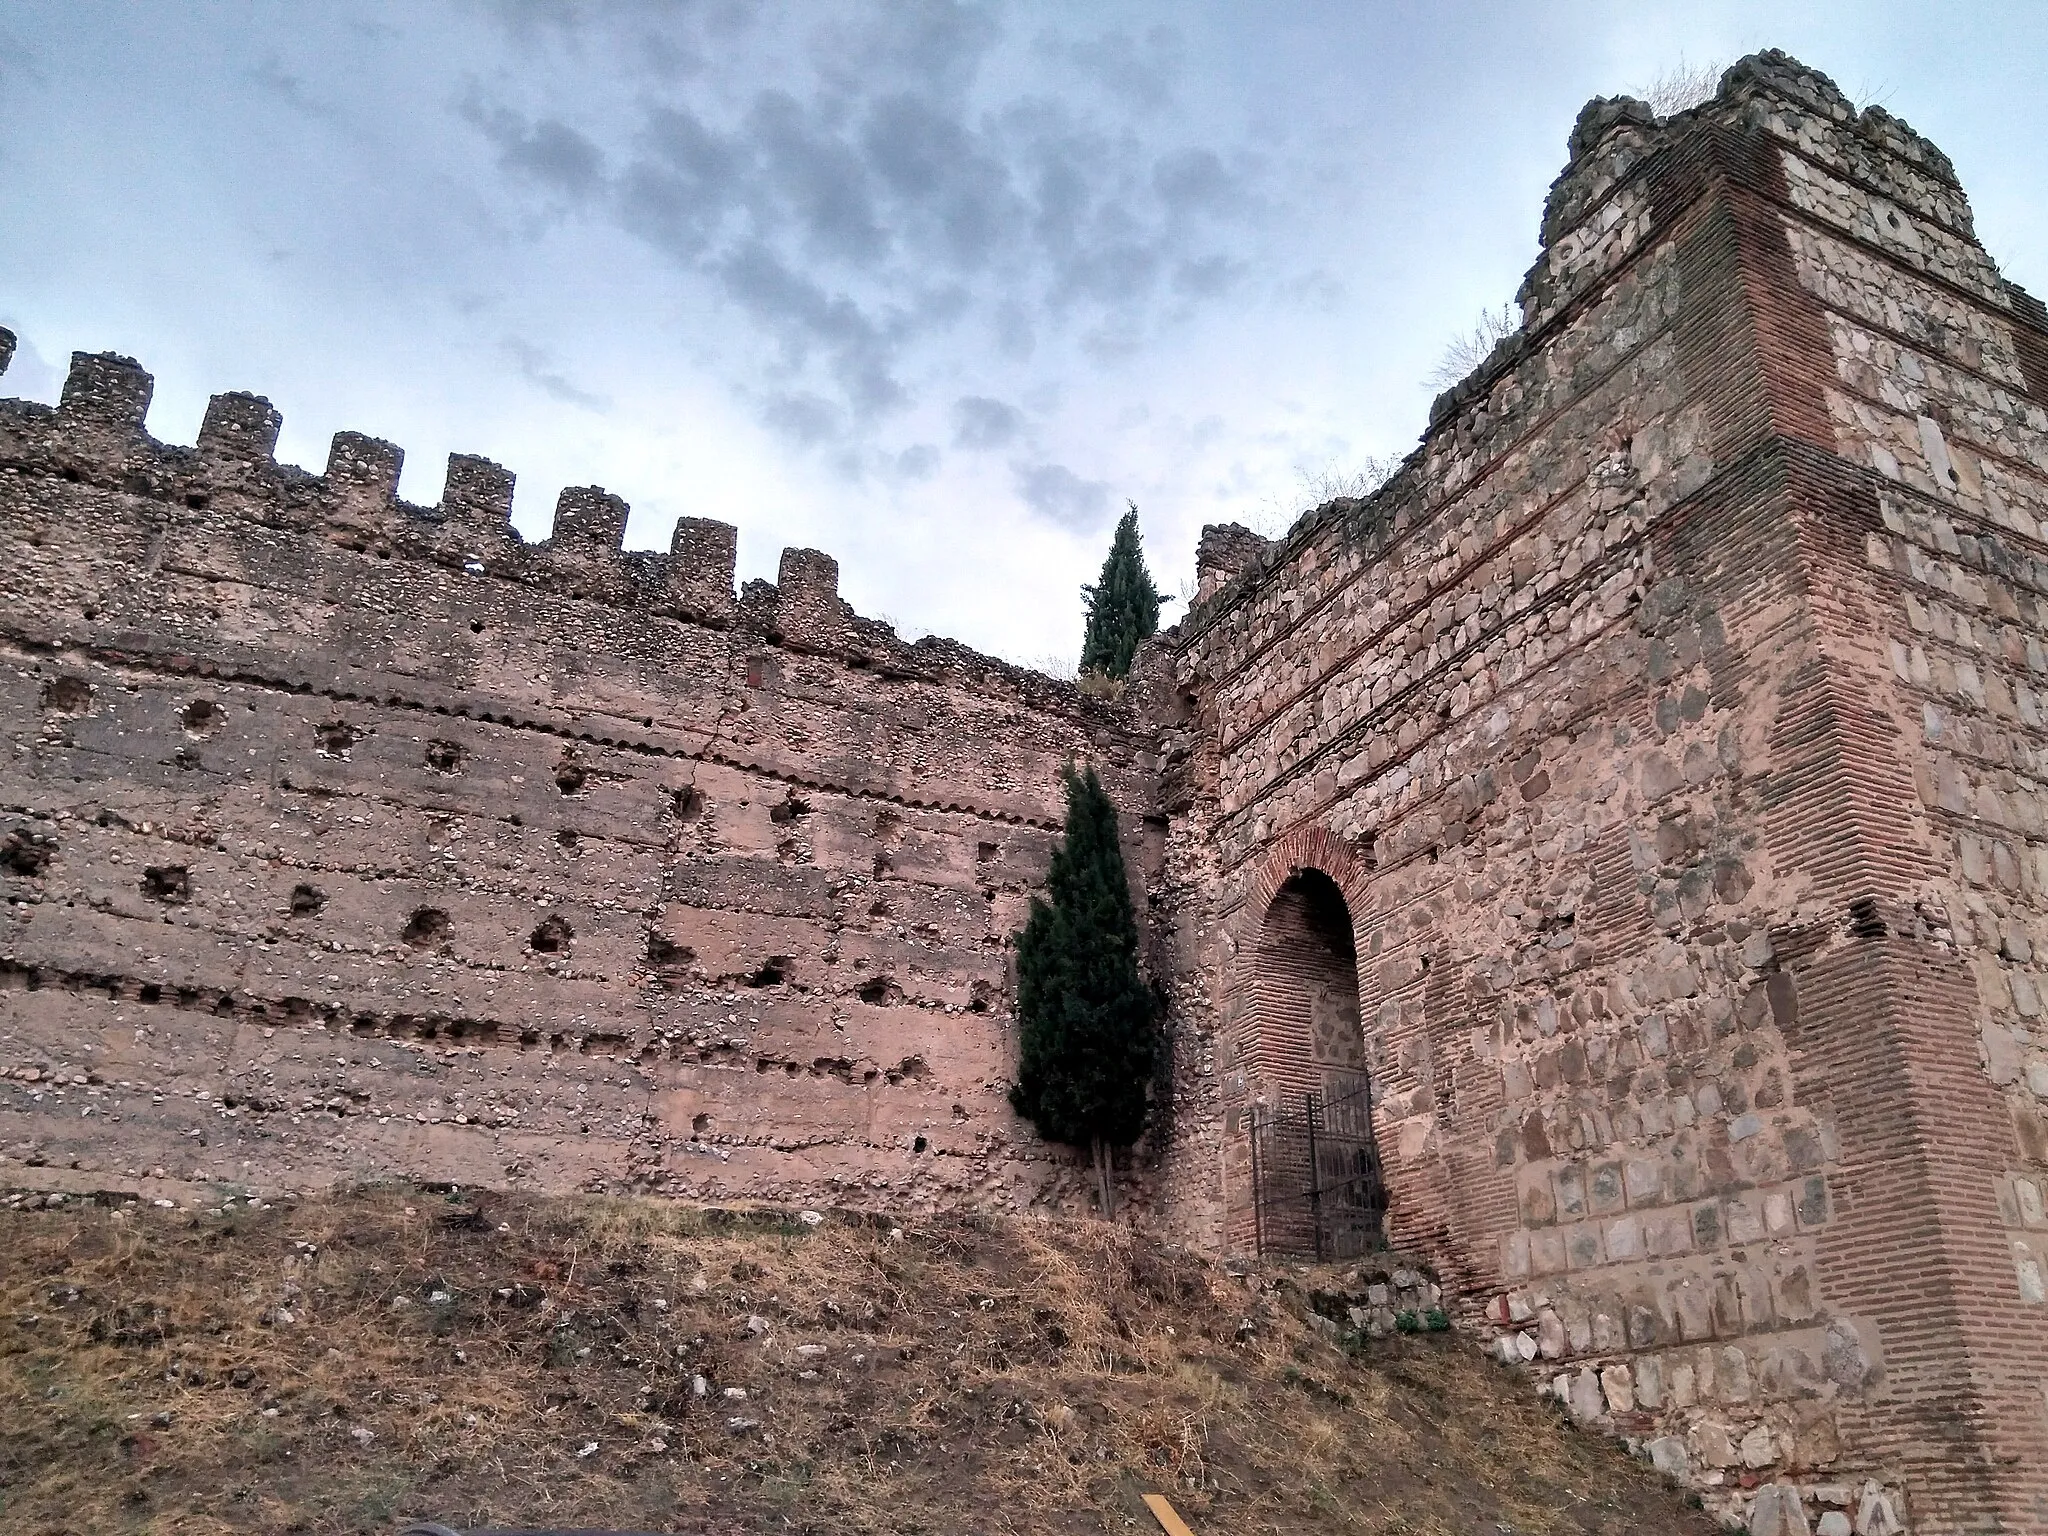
[1633,57,1727,118]
[1426,302,1520,392]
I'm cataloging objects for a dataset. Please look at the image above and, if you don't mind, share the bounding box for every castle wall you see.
[0,364,1161,1219]
[1161,53,2048,1535]
[3,42,2043,1535]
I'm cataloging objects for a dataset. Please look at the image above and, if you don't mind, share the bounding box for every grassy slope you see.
[0,1188,1720,1536]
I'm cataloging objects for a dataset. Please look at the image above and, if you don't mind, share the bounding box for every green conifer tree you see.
[1079,501,1163,679]
[1009,761,1156,1216]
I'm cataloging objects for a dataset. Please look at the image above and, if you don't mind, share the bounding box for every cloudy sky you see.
[2,3,2041,666]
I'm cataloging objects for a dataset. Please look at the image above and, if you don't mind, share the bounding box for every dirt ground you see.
[0,1186,1724,1535]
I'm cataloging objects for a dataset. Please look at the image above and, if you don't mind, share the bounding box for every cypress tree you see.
[1079,501,1163,679]
[1009,761,1156,1216]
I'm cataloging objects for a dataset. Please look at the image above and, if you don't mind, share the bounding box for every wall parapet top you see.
[1167,47,1988,664]
[0,341,1131,737]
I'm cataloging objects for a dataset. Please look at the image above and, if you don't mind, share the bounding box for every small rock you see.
[1567,1368,1604,1423]
[797,1210,823,1226]
[692,1374,709,1397]
[648,1437,667,1453]
[1600,1362,1634,1414]
[723,1387,748,1400]
[727,1416,759,1433]
[1856,1481,1903,1535]
[1741,1423,1778,1468]
[745,1314,770,1336]
[794,1343,828,1359]
[1816,1514,1851,1536]
[1646,1436,1688,1477]
[575,1440,598,1459]
[350,1426,374,1446]
[1747,1482,1812,1536]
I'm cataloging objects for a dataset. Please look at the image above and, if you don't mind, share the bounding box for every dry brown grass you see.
[0,1187,1721,1535]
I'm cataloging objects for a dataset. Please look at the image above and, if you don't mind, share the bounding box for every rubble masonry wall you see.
[1159,52,2048,1536]
[0,360,1161,1221]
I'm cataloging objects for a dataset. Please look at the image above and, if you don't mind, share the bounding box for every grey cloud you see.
[1037,26,1184,111]
[761,391,843,445]
[860,92,1022,270]
[717,242,905,417]
[894,443,940,479]
[1003,109,1110,255]
[248,57,341,122]
[483,0,723,79]
[749,90,887,266]
[467,7,1276,465]
[1173,253,1244,299]
[0,27,45,88]
[1014,461,1110,529]
[953,394,1021,450]
[464,99,607,200]
[993,300,1035,359]
[1153,147,1235,213]
[1058,239,1160,306]
[502,338,610,412]
[618,106,745,259]
[814,0,1000,103]
[507,120,606,198]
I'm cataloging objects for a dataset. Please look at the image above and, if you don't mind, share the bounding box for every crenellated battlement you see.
[0,348,1108,717]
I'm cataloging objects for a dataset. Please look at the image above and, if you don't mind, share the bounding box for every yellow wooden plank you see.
[1142,1492,1198,1536]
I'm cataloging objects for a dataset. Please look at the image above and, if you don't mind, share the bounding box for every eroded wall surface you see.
[0,366,1161,1219]
[1162,51,2048,1536]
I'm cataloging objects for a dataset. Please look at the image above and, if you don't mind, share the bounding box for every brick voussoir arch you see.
[1236,822,1377,961]
[1228,820,1381,1075]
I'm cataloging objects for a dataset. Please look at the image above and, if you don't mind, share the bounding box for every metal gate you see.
[1246,1080,1388,1260]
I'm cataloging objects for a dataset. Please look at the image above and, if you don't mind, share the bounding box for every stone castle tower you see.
[3,51,2044,1533]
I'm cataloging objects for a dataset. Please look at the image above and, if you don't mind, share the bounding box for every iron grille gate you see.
[1246,1080,1389,1260]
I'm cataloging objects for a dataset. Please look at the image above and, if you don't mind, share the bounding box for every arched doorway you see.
[1242,868,1387,1257]
[1253,869,1369,1097]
